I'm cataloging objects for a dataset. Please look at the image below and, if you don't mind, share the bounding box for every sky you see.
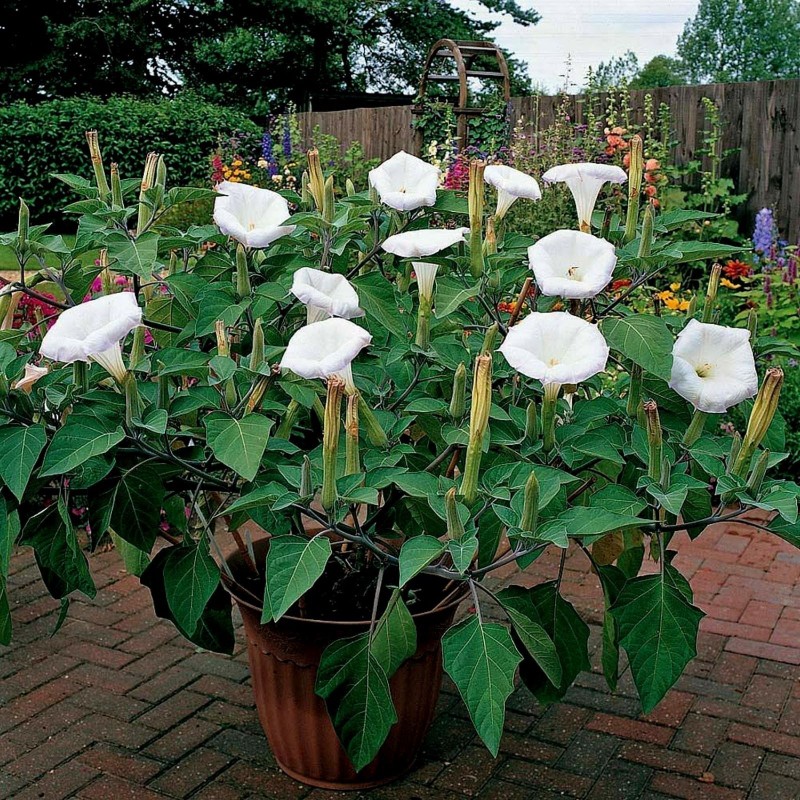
[455,0,700,93]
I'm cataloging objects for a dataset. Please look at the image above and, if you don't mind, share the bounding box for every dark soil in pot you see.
[223,537,464,790]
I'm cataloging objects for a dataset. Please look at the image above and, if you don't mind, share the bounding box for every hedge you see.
[0,94,260,227]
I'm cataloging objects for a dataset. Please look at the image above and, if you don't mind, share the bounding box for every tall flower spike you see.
[668,320,758,414]
[214,182,296,249]
[39,293,143,383]
[624,135,643,243]
[461,354,492,505]
[290,268,364,324]
[528,229,617,299]
[368,151,440,211]
[468,160,486,278]
[542,162,627,233]
[484,164,541,220]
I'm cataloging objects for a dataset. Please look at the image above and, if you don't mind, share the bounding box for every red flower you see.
[611,278,632,292]
[723,260,752,280]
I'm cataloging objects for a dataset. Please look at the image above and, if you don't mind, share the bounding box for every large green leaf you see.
[611,565,704,713]
[262,535,332,622]
[109,532,149,577]
[40,412,125,477]
[162,542,220,637]
[371,592,417,675]
[442,615,521,755]
[0,425,47,502]
[107,231,160,278]
[496,586,562,687]
[20,500,96,600]
[351,272,408,339]
[537,506,648,545]
[601,315,674,381]
[398,535,444,587]
[205,412,272,482]
[0,497,20,578]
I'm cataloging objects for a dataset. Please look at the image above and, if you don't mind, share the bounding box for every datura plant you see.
[0,133,798,771]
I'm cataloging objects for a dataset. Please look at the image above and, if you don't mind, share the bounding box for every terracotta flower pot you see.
[224,540,463,790]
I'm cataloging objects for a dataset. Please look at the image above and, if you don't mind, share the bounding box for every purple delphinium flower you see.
[753,208,776,265]
[261,130,278,176]
[282,118,292,159]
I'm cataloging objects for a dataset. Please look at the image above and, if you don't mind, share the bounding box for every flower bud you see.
[728,431,742,469]
[155,154,167,192]
[450,362,467,420]
[110,163,123,208]
[460,354,492,504]
[702,263,723,323]
[624,134,643,244]
[236,244,251,298]
[525,400,539,441]
[85,130,110,200]
[137,152,159,233]
[358,393,388,448]
[746,449,770,498]
[124,371,143,427]
[276,398,300,439]
[637,201,654,258]
[686,294,697,318]
[483,215,497,256]
[732,367,783,477]
[468,159,485,279]
[244,374,269,415]
[17,198,29,251]
[345,393,360,476]
[643,400,663,483]
[322,376,345,511]
[481,322,499,355]
[306,149,325,211]
[345,178,356,197]
[747,308,758,339]
[323,174,336,224]
[129,325,146,370]
[158,374,170,409]
[301,170,312,208]
[520,471,540,533]
[300,454,313,500]
[249,318,264,371]
[445,487,466,540]
[541,382,560,454]
[682,410,707,447]
[215,320,229,357]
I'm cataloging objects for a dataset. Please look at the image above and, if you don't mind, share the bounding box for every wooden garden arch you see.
[413,39,511,153]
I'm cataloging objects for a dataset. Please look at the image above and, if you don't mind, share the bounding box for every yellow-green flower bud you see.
[624,134,643,244]
[637,201,654,258]
[682,410,707,448]
[323,174,336,224]
[155,154,167,192]
[481,322,499,355]
[249,318,264,371]
[686,294,697,318]
[110,163,123,208]
[468,159,485,279]
[345,178,356,197]
[732,367,784,478]
[460,354,492,504]
[300,454,313,500]
[643,400,663,483]
[307,149,325,211]
[85,130,110,201]
[124,371,143,426]
[358,393,388,448]
[450,362,467,420]
[301,170,312,208]
[747,308,758,339]
[541,382,560,454]
[483,215,497,256]
[746,449,770,498]
[236,243,251,299]
[702,263,723,323]
[277,398,300,439]
[137,152,159,233]
[158,374,170,409]
[129,325,146,370]
[520,471,540,533]
[345,393,360,476]
[445,487,465,539]
[215,320,229,357]
[525,400,539,441]
[728,431,742,470]
[322,376,345,511]
[17,198,29,251]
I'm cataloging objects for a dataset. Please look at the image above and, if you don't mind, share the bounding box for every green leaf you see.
[109,531,149,577]
[205,412,272,482]
[0,499,20,578]
[611,565,704,713]
[371,593,417,676]
[40,412,125,477]
[496,586,562,687]
[447,534,478,574]
[601,315,674,381]
[162,542,220,637]
[262,535,332,622]
[767,516,800,549]
[665,241,744,264]
[537,506,648,545]
[746,485,798,524]
[442,615,521,755]
[316,632,397,772]
[597,565,627,692]
[0,425,46,502]
[107,231,160,278]
[351,272,408,339]
[435,278,480,319]
[398,535,444,587]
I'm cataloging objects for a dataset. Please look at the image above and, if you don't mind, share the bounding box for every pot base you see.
[275,757,415,791]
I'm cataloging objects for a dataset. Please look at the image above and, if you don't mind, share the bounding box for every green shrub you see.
[0,93,259,228]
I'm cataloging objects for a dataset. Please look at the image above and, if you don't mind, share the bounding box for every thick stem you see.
[682,410,707,447]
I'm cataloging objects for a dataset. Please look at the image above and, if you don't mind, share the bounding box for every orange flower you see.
[645,158,660,172]
[644,171,659,184]
[611,278,632,292]
[644,184,657,197]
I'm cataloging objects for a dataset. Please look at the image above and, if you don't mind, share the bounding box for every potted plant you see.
[0,133,797,789]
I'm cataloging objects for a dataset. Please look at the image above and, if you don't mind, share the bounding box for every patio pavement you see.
[2,513,800,800]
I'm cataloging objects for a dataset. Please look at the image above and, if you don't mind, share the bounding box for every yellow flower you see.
[232,159,242,167]
[656,290,673,301]
[670,282,681,291]
[679,299,690,311]
[664,297,680,310]
[720,278,738,289]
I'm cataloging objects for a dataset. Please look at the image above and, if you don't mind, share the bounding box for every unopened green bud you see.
[110,163,123,208]
[728,431,742,469]
[307,149,325,211]
[483,215,497,256]
[702,263,723,323]
[358,393,388,448]
[460,354,492,504]
[450,362,467,420]
[481,322,499,355]
[124,372,143,427]
[300,454,313,499]
[249,318,264,371]
[215,320,229,357]
[345,393,360,476]
[520,471,540,533]
[747,308,758,339]
[345,178,356,197]
[301,170,312,208]
[17,198,29,251]
[746,449,770,497]
[323,174,336,224]
[168,251,179,274]
[129,325,146,370]
[468,159,485,279]
[158,374,170,409]
[624,134,643,244]
[445,487,465,539]
[733,367,784,477]
[155,154,167,191]
[137,152,159,233]
[525,400,539,441]
[682,410,707,447]
[236,244,251,298]
[85,130,110,200]
[276,398,300,439]
[686,294,697,318]
[321,376,345,511]
[643,400,663,483]
[541,382,560,454]
[637,202,654,258]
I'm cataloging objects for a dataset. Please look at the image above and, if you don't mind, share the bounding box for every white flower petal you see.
[40,293,143,368]
[484,165,541,218]
[369,151,440,211]
[280,318,372,380]
[499,311,609,385]
[12,363,48,393]
[213,181,294,249]
[412,262,439,301]
[528,229,617,299]
[668,319,758,413]
[382,227,469,258]
[290,268,363,320]
[542,163,627,230]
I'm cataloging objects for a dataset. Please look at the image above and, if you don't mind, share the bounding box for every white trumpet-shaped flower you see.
[528,229,617,299]
[213,181,295,248]
[12,363,48,393]
[290,268,364,324]
[369,151,440,211]
[484,165,541,219]
[382,227,469,258]
[542,163,627,232]
[668,320,758,413]
[412,262,439,302]
[40,292,143,382]
[280,317,372,391]
[499,312,609,386]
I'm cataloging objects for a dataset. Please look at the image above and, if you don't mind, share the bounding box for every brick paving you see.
[2,513,800,799]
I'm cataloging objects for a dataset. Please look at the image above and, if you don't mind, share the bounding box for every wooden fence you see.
[297,79,800,241]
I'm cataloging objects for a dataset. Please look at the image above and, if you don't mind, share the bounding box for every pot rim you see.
[222,539,467,626]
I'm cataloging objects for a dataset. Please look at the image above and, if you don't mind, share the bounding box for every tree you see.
[677,0,800,83]
[585,51,640,91]
[630,56,687,89]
